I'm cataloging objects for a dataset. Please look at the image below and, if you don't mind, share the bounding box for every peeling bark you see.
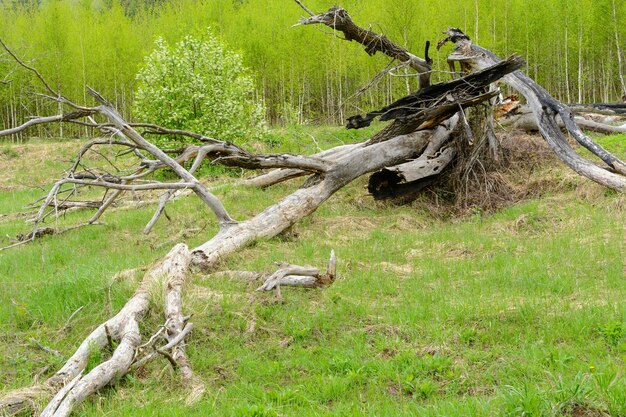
[295,5,432,88]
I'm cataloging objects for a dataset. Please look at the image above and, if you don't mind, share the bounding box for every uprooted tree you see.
[1,2,626,416]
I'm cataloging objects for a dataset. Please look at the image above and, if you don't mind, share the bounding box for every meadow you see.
[0,128,624,416]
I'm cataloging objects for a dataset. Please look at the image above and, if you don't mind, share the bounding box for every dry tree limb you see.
[255,251,337,291]
[1,244,193,417]
[567,102,626,115]
[356,56,524,145]
[498,102,626,135]
[88,89,237,228]
[29,339,65,360]
[369,147,456,200]
[141,139,330,233]
[213,251,337,286]
[0,38,60,98]
[257,264,321,291]
[46,201,102,210]
[0,110,97,137]
[3,9,614,416]
[162,246,205,403]
[295,3,432,88]
[189,125,454,272]
[241,143,359,188]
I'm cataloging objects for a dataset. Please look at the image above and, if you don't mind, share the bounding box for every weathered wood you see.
[367,115,458,201]
[1,245,192,416]
[89,89,238,228]
[348,55,524,130]
[189,126,449,270]
[295,4,432,88]
[162,245,205,404]
[257,264,320,291]
[48,200,102,210]
[440,28,626,191]
[6,10,623,416]
[242,144,359,188]
[499,103,626,135]
[567,102,626,115]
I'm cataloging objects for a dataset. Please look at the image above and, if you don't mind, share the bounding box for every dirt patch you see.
[563,403,609,417]
[377,347,397,359]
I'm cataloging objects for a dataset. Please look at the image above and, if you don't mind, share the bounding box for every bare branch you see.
[0,109,96,137]
[293,0,314,16]
[441,28,626,190]
[88,88,237,228]
[0,37,58,97]
[295,6,432,88]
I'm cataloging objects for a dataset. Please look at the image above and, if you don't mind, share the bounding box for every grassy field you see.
[0,128,625,416]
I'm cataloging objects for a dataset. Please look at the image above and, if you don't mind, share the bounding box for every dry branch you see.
[348,55,523,130]
[295,4,432,89]
[256,251,336,291]
[498,102,626,135]
[1,245,194,417]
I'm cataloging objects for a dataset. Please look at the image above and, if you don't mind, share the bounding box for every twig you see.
[130,323,194,371]
[0,37,57,97]
[0,239,31,252]
[58,305,84,334]
[29,338,65,360]
[138,319,171,350]
[156,349,178,369]
[294,0,314,16]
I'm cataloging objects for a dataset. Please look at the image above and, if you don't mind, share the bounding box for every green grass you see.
[0,131,625,416]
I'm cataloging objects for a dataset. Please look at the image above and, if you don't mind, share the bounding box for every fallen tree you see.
[1,2,626,416]
[496,96,626,135]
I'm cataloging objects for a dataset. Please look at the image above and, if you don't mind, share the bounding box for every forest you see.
[0,0,625,133]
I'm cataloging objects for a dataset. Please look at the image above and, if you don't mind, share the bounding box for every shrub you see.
[134,29,266,149]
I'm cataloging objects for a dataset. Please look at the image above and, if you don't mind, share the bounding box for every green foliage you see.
[599,321,624,347]
[134,30,266,147]
[1,0,625,139]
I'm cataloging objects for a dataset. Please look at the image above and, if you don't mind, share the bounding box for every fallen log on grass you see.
[2,3,626,416]
[497,102,626,135]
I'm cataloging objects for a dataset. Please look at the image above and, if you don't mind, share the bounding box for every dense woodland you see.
[0,0,625,138]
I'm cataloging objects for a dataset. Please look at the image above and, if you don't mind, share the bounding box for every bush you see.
[134,29,266,149]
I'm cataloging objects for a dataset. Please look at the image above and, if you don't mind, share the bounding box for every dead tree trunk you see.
[500,107,626,135]
[438,28,626,191]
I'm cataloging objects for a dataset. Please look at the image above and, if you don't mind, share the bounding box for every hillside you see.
[1,129,624,416]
